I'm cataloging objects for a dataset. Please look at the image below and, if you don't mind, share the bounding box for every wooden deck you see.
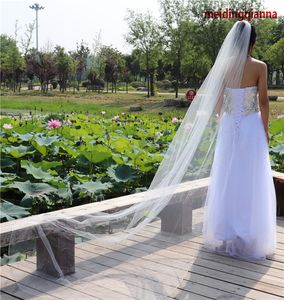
[1,208,284,300]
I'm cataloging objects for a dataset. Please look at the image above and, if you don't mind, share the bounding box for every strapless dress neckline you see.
[225,85,257,90]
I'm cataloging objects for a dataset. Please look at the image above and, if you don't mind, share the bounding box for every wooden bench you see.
[0,177,209,277]
[1,171,283,278]
[273,170,284,216]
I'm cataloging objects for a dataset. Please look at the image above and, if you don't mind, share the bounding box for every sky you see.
[0,0,283,54]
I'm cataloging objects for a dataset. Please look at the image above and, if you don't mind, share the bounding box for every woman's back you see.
[240,56,266,88]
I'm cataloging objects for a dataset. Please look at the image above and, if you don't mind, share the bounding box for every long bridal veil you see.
[6,21,252,298]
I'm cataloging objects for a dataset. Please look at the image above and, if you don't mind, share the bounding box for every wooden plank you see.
[174,281,253,300]
[7,259,141,300]
[77,240,274,299]
[0,276,59,299]
[272,170,284,182]
[174,289,215,300]
[77,236,284,299]
[80,237,280,299]
[1,265,99,300]
[2,227,284,299]
[19,255,176,299]
[118,238,284,287]
[74,251,178,298]
[180,272,284,300]
[166,231,284,257]
[1,291,22,300]
[143,221,284,270]
[129,230,284,279]
[128,232,284,279]
[149,216,284,252]
[132,232,284,279]
[132,229,283,294]
[184,264,283,297]
[84,236,284,292]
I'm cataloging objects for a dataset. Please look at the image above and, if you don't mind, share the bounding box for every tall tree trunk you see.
[268,66,273,86]
[276,69,280,86]
[150,72,155,96]
[175,52,181,99]
[146,51,150,98]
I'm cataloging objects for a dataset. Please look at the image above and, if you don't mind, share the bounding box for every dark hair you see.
[235,21,256,51]
[249,25,256,48]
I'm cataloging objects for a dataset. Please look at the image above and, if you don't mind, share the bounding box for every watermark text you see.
[204,9,278,21]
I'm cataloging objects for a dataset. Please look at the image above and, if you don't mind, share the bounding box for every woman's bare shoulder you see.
[251,57,267,68]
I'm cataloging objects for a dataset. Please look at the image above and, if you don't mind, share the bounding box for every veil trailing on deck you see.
[6,21,252,299]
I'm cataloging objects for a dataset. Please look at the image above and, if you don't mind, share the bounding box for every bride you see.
[202,21,277,260]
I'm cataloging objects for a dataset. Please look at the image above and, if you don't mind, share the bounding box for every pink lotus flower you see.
[112,115,120,121]
[121,112,126,115]
[172,117,179,123]
[48,119,62,129]
[3,123,13,129]
[101,111,106,115]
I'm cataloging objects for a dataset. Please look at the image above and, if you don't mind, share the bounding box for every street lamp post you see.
[29,3,44,50]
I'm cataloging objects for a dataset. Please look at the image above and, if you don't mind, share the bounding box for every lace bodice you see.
[222,86,260,140]
[223,86,259,116]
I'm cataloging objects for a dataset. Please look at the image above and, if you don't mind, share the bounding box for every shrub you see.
[94,78,105,88]
[130,81,145,88]
[156,80,172,89]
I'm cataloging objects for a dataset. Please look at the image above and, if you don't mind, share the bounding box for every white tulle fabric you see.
[202,86,277,260]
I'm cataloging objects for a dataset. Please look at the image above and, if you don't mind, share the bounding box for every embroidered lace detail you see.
[223,86,259,116]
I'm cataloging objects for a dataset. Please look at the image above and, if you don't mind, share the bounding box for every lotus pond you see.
[0,111,283,222]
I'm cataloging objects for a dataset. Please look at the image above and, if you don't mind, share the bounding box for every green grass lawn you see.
[1,89,284,120]
[0,91,185,116]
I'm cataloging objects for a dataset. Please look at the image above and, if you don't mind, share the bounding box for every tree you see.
[86,69,105,92]
[70,41,90,90]
[125,10,161,97]
[26,49,57,93]
[265,38,284,85]
[181,47,211,88]
[271,16,284,43]
[68,56,80,93]
[0,35,24,92]
[20,21,35,56]
[160,0,191,98]
[251,18,282,85]
[54,46,73,93]
[99,46,125,93]
[127,50,141,81]
[123,54,134,93]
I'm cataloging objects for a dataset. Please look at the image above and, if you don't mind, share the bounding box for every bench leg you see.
[159,193,193,235]
[274,178,284,216]
[36,232,75,277]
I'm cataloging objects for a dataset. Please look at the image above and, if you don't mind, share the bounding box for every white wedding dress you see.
[202,85,277,260]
